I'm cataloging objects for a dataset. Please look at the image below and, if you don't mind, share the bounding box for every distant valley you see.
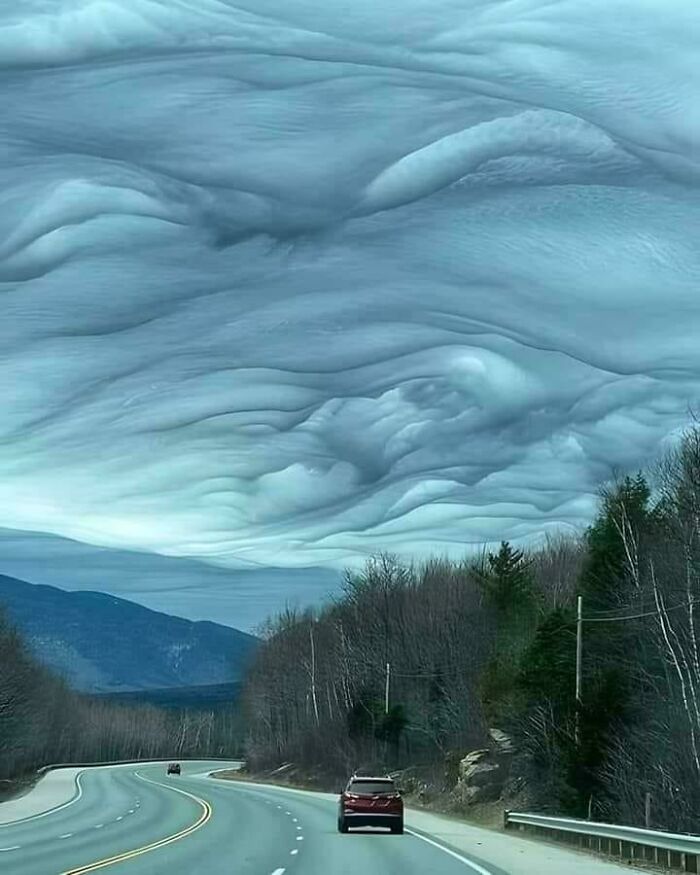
[0,575,258,694]
[93,681,243,710]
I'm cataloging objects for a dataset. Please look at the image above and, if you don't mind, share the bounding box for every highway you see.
[0,761,639,875]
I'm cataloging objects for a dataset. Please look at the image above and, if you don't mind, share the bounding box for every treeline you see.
[519,427,700,830]
[0,611,242,790]
[243,538,581,782]
[243,425,700,831]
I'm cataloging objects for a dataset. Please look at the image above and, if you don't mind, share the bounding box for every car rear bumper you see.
[341,813,403,829]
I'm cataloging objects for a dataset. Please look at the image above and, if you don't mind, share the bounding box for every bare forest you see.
[0,612,242,795]
[243,426,700,831]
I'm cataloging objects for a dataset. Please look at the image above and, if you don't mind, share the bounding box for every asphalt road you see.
[0,762,634,875]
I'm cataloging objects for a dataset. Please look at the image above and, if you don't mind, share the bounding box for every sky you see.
[1,0,698,629]
[0,528,339,631]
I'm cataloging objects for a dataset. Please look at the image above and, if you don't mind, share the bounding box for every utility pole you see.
[309,621,319,726]
[575,594,583,744]
[385,661,391,714]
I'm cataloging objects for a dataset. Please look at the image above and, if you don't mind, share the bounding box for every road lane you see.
[119,773,499,875]
[111,770,310,875]
[204,778,505,875]
[207,776,642,875]
[0,763,221,875]
[0,762,641,874]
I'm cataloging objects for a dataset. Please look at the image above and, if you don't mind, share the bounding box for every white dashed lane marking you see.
[59,834,73,839]
[271,869,286,875]
[0,846,20,852]
[296,836,304,841]
[290,849,299,856]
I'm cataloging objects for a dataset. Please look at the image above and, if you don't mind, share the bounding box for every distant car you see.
[167,762,181,775]
[337,775,403,834]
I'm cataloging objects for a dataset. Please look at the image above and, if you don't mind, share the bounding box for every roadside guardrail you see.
[36,756,243,776]
[504,810,700,872]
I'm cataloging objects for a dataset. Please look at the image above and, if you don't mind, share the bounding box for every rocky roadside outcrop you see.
[452,728,518,806]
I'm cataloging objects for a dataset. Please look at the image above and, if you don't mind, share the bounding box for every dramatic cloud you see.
[1,1,698,585]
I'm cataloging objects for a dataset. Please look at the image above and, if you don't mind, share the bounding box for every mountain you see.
[0,575,258,694]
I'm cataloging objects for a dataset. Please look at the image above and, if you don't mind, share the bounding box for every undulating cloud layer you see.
[1,0,699,576]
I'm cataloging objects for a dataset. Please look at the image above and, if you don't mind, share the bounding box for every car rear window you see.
[348,780,396,795]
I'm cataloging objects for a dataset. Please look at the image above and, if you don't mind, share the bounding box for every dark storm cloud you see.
[0,1,698,585]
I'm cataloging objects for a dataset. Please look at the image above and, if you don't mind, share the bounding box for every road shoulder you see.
[0,767,82,825]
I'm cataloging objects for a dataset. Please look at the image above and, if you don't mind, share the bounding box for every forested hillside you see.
[243,425,700,832]
[0,611,242,794]
[0,577,256,692]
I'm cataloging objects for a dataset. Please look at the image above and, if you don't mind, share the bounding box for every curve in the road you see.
[0,762,644,875]
[61,772,211,875]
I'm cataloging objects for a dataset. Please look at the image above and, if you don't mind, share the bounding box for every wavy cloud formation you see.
[1,0,698,574]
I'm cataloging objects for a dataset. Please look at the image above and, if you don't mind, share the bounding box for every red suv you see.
[337,775,404,834]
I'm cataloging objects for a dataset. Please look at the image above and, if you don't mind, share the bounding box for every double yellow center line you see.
[62,772,212,874]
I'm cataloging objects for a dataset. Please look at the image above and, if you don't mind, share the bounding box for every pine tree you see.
[481,541,535,614]
[580,473,650,610]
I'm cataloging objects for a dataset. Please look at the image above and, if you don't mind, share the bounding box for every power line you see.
[584,599,697,623]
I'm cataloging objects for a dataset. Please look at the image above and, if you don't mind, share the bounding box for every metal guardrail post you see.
[504,811,700,871]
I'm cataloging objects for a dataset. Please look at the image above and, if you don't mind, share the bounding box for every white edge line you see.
[0,771,85,828]
[406,828,495,875]
[0,846,21,851]
[214,777,493,873]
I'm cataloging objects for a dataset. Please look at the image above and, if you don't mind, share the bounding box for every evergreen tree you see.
[478,542,538,721]
[481,541,536,613]
[572,475,649,813]
[580,473,650,610]
[518,607,576,707]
